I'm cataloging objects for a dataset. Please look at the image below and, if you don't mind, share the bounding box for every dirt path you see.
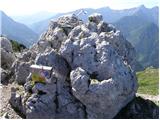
[136,93,159,102]
[0,83,22,119]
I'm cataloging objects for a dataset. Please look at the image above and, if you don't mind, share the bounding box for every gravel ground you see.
[0,83,159,119]
[136,93,159,102]
[0,83,22,119]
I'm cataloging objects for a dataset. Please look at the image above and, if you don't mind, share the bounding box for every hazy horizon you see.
[0,0,158,16]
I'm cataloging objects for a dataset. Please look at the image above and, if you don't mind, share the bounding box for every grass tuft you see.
[136,68,159,95]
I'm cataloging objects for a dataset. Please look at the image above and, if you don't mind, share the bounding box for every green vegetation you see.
[137,67,159,95]
[88,17,93,22]
[10,40,26,52]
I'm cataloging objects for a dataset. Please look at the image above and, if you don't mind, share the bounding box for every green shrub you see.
[10,40,26,52]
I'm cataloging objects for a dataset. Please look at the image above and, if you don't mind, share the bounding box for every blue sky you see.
[0,0,158,16]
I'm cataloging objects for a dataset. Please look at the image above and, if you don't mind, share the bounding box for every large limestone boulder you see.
[10,13,138,119]
[59,13,137,118]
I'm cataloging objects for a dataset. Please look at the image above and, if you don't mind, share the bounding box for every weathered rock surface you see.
[14,61,31,85]
[10,49,36,85]
[1,37,16,70]
[9,88,24,114]
[59,13,137,118]
[0,37,16,84]
[88,13,103,24]
[39,14,83,51]
[70,66,136,118]
[9,13,139,119]
[10,50,85,119]
[1,68,8,84]
[1,37,13,53]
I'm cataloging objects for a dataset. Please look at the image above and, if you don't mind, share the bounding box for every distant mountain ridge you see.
[29,5,158,35]
[12,11,56,26]
[114,10,159,70]
[0,11,38,47]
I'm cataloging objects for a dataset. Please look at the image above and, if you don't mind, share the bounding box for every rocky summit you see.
[7,13,138,119]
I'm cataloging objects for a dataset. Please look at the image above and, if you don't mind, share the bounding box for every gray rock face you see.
[57,14,81,29]
[59,13,137,118]
[1,37,15,69]
[39,14,82,51]
[1,68,8,83]
[15,62,31,85]
[0,37,16,84]
[60,31,136,75]
[1,37,13,52]
[86,22,98,32]
[21,50,85,119]
[10,89,24,112]
[1,48,15,69]
[70,67,136,118]
[25,86,56,119]
[97,22,116,33]
[18,50,36,62]
[35,49,69,78]
[10,13,138,119]
[99,32,136,71]
[10,49,36,85]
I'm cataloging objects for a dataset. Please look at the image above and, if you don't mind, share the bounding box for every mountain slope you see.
[135,23,159,68]
[114,16,159,69]
[1,11,38,47]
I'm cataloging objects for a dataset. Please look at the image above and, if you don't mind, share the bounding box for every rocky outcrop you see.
[14,62,31,85]
[10,50,85,119]
[1,37,15,70]
[0,37,16,84]
[1,37,13,53]
[70,66,136,118]
[88,13,103,24]
[10,49,36,85]
[9,13,138,119]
